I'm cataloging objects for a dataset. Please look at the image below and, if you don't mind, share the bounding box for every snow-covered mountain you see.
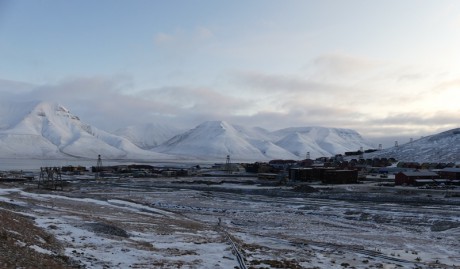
[153,121,298,161]
[273,127,374,158]
[0,101,174,160]
[153,121,374,161]
[113,124,183,149]
[0,100,377,162]
[366,128,460,163]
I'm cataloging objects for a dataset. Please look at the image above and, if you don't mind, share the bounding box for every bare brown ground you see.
[0,203,76,268]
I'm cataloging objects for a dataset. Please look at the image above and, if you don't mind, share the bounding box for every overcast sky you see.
[1,0,459,148]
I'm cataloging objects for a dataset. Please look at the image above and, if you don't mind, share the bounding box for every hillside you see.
[0,101,174,160]
[273,127,374,158]
[154,121,298,161]
[366,128,460,162]
[113,124,183,149]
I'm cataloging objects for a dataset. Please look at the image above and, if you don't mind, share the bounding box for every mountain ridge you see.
[5,100,456,162]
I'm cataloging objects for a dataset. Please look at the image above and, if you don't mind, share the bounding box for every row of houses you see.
[89,164,193,178]
[287,167,460,186]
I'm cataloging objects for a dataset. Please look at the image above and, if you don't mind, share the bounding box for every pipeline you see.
[216,222,248,269]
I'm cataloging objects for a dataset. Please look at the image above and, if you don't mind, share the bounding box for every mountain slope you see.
[0,101,174,160]
[273,127,375,158]
[154,121,298,161]
[113,123,182,149]
[0,100,40,131]
[275,132,331,158]
[367,128,460,162]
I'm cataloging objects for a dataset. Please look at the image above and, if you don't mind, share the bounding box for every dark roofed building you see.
[395,171,440,185]
[289,168,313,181]
[322,169,358,184]
[437,168,460,180]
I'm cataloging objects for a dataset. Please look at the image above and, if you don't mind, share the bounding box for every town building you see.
[322,169,358,184]
[437,168,460,180]
[395,171,440,185]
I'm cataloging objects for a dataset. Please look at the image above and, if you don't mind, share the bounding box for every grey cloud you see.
[154,27,213,44]
[0,79,36,93]
[136,86,254,124]
[397,73,425,82]
[0,76,163,130]
[354,112,460,144]
[235,71,344,94]
[313,53,382,76]
[154,32,176,45]
[153,27,214,56]
[372,112,460,126]
[0,76,258,131]
[221,104,368,132]
[233,70,386,109]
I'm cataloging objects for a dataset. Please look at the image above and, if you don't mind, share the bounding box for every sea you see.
[0,158,208,171]
[0,158,103,171]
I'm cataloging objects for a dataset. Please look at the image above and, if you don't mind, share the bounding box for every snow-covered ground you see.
[1,178,459,268]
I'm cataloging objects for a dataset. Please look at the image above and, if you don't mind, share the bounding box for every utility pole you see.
[95,154,102,179]
[225,155,231,174]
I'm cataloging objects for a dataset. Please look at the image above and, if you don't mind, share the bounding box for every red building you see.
[395,171,440,185]
[437,168,460,180]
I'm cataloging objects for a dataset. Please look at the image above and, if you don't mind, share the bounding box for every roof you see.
[414,179,437,183]
[440,168,460,173]
[399,171,438,177]
[325,170,356,173]
[415,179,458,183]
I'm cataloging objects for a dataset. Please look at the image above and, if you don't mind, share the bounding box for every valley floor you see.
[1,177,460,269]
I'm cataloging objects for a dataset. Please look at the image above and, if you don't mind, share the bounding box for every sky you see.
[1,0,460,148]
